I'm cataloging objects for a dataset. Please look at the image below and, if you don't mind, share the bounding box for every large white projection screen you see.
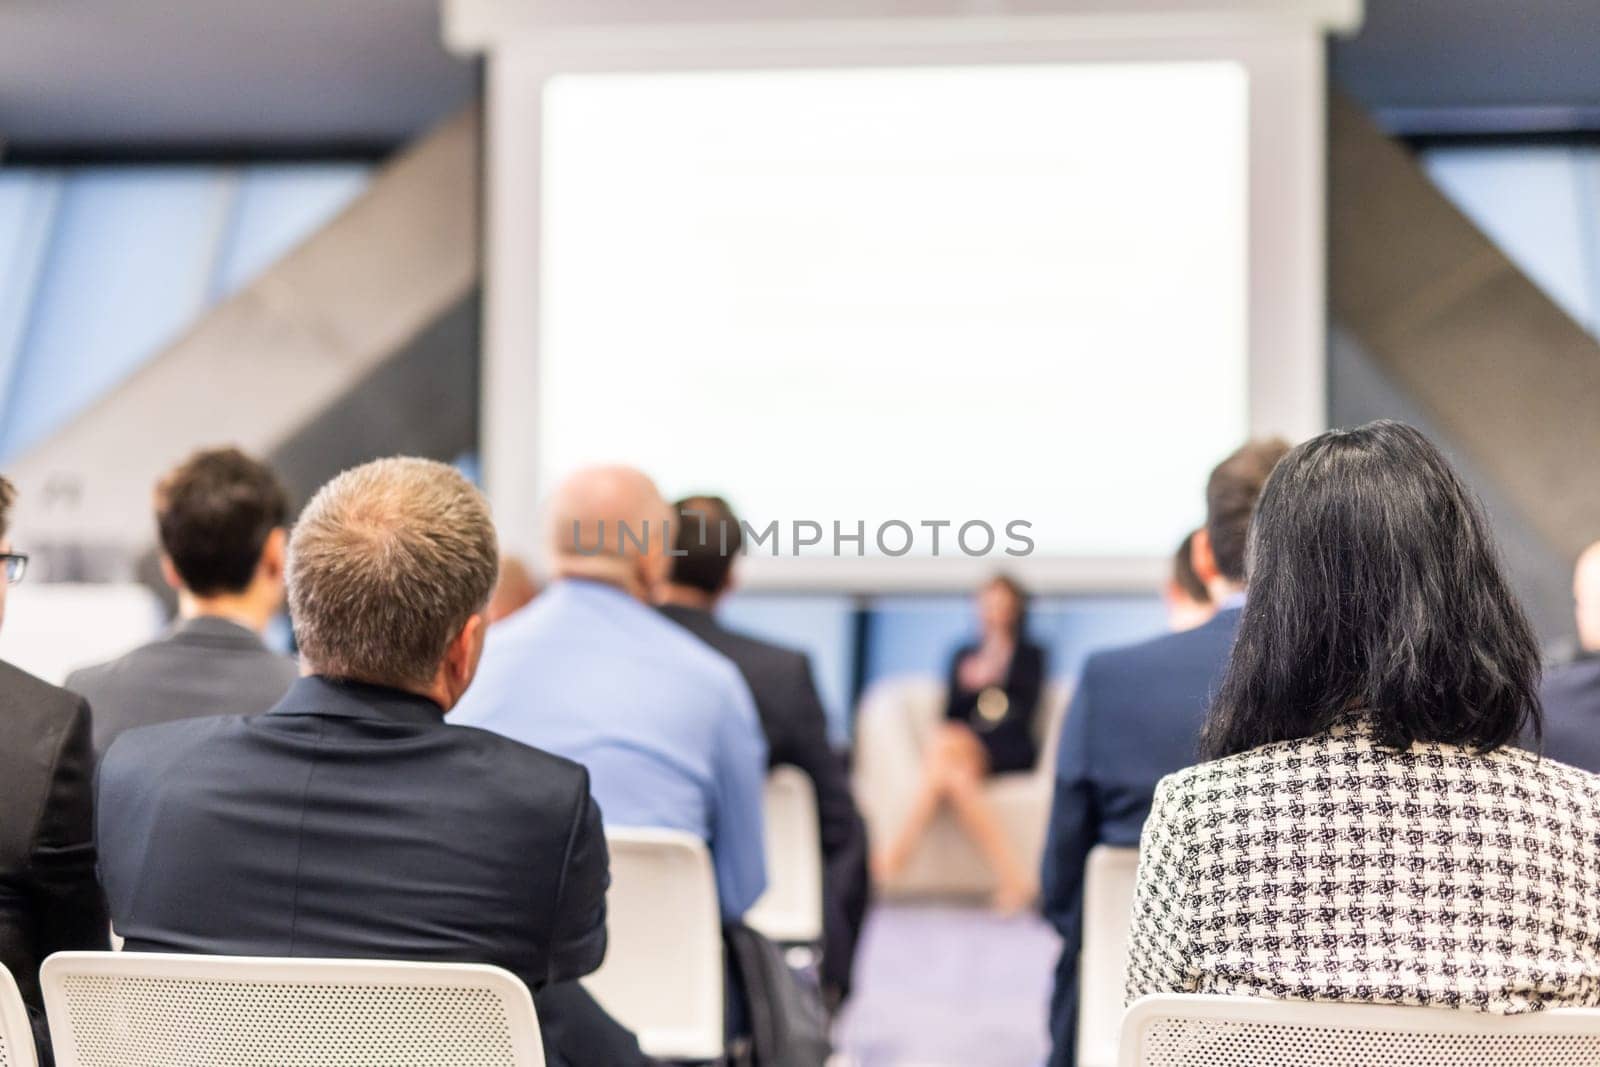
[536,63,1249,576]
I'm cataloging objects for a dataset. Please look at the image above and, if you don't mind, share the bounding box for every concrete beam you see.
[6,107,480,566]
[1330,94,1600,563]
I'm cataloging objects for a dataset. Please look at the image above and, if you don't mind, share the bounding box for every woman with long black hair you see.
[1125,420,1600,1012]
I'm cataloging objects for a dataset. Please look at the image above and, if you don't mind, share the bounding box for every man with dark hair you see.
[68,446,299,757]
[0,475,110,1057]
[1165,530,1214,632]
[658,495,870,1008]
[1039,437,1289,1067]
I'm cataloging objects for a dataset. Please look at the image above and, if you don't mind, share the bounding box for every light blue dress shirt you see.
[452,579,769,920]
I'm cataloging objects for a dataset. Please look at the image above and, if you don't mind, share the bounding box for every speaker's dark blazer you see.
[0,659,109,1015]
[659,604,870,1002]
[1040,607,1241,1067]
[944,639,1047,774]
[95,675,647,1067]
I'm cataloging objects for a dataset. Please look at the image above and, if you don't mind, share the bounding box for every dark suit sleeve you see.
[1041,662,1098,1066]
[545,772,610,986]
[783,654,861,859]
[30,697,110,957]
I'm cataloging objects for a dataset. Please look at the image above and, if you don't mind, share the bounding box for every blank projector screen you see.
[537,62,1249,574]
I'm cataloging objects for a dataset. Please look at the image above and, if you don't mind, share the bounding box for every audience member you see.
[1164,530,1214,632]
[452,466,768,922]
[68,447,298,758]
[1538,540,1600,772]
[95,458,649,1067]
[0,476,109,1057]
[1125,420,1597,1014]
[658,494,870,1006]
[1040,437,1288,1066]
[487,554,541,623]
[875,574,1046,912]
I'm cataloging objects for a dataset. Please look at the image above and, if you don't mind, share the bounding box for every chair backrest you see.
[0,961,39,1067]
[745,765,824,945]
[1078,845,1141,1067]
[1119,995,1600,1067]
[584,828,724,1062]
[40,952,543,1067]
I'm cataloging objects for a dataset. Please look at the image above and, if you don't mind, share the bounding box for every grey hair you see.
[288,457,498,688]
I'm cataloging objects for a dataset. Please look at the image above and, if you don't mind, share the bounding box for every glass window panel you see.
[0,172,62,412]
[0,167,231,460]
[212,164,371,299]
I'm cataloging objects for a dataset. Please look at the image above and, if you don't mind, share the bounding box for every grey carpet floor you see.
[833,904,1062,1067]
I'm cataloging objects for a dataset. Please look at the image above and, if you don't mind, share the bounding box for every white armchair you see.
[853,676,1070,898]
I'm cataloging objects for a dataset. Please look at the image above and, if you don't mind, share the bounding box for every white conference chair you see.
[1118,994,1600,1066]
[40,952,544,1066]
[746,765,824,945]
[0,962,39,1067]
[1078,845,1141,1067]
[584,828,724,1062]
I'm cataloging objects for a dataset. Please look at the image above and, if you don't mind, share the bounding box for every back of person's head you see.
[1201,420,1540,761]
[1171,531,1209,606]
[156,447,289,596]
[1575,541,1600,653]
[289,457,498,691]
[669,494,743,596]
[1205,437,1291,584]
[545,465,670,598]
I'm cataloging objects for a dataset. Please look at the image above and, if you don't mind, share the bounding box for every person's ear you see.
[159,554,184,592]
[1191,528,1221,585]
[441,613,488,709]
[259,527,288,582]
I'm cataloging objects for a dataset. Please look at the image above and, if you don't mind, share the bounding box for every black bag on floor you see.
[724,922,831,1067]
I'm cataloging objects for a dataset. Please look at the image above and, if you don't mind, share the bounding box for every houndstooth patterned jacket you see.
[1124,720,1600,1013]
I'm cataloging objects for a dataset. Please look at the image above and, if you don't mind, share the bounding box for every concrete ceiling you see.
[0,0,1595,151]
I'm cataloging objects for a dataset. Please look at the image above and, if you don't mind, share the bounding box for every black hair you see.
[985,572,1031,639]
[156,447,290,596]
[669,495,742,595]
[1200,420,1541,760]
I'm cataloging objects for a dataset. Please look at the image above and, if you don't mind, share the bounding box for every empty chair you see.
[0,962,39,1067]
[745,765,824,945]
[1077,845,1140,1067]
[1118,995,1600,1067]
[40,953,543,1066]
[584,828,724,1062]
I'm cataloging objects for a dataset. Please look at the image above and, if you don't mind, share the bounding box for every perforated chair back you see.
[584,828,724,1061]
[1078,845,1141,1066]
[40,953,543,1067]
[745,766,824,944]
[1119,995,1600,1067]
[0,961,39,1067]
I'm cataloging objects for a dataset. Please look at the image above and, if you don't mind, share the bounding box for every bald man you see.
[1540,542,1600,773]
[451,467,769,921]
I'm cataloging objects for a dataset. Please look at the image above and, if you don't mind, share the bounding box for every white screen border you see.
[474,14,1334,592]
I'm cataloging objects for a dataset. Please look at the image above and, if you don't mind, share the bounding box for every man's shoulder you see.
[0,657,83,722]
[446,720,591,782]
[1543,656,1600,708]
[1083,612,1237,685]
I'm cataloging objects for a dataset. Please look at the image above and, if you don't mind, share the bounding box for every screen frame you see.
[478,18,1329,592]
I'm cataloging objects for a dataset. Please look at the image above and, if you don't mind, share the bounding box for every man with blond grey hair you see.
[1539,542,1600,773]
[96,458,653,1067]
[454,465,769,923]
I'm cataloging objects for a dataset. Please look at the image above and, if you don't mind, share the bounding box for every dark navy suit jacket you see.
[1040,607,1241,1067]
[96,676,646,1066]
[1540,654,1600,773]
